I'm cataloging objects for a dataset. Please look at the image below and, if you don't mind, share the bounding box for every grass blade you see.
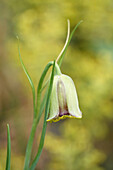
[56,19,70,63]
[36,61,53,117]
[30,61,55,170]
[36,89,48,125]
[6,124,11,170]
[24,62,53,170]
[17,37,36,117]
[57,20,83,67]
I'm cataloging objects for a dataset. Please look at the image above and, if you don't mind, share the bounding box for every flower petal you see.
[61,74,82,118]
[47,76,59,121]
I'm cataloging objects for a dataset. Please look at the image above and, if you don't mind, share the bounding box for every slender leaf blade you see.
[30,61,55,170]
[36,61,53,117]
[57,20,83,67]
[6,124,11,170]
[24,62,53,170]
[36,89,48,125]
[17,37,36,117]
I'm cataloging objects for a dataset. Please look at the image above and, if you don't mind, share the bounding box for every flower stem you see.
[56,20,70,63]
[24,62,54,170]
[24,119,37,170]
[55,62,62,75]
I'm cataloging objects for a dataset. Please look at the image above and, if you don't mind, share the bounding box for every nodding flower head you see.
[47,74,82,122]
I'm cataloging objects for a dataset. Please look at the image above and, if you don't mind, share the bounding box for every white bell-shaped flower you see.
[47,74,82,122]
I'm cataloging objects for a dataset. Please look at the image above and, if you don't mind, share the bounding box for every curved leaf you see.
[57,20,83,67]
[24,61,53,170]
[30,61,55,170]
[17,37,36,117]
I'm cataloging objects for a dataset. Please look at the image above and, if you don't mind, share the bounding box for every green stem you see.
[24,119,37,170]
[36,89,48,125]
[55,62,62,75]
[24,62,54,170]
[24,90,48,170]
[24,61,60,170]
[30,61,55,170]
[36,61,61,119]
[36,62,53,118]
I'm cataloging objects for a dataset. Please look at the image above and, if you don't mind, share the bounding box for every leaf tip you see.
[79,20,83,24]
[7,123,9,126]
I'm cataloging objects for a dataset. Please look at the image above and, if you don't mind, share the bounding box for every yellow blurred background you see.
[0,0,113,169]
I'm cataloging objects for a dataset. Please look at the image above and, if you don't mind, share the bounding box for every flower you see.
[47,74,82,122]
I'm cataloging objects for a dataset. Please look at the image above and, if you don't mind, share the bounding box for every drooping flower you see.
[47,74,82,122]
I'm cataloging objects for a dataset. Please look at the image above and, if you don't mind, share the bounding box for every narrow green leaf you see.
[24,119,37,170]
[56,19,70,64]
[57,20,83,67]
[36,89,48,125]
[36,61,53,117]
[6,124,11,170]
[36,62,61,124]
[30,61,55,170]
[24,62,53,170]
[40,79,49,92]
[17,36,36,117]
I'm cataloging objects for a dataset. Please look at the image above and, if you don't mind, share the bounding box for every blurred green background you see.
[0,0,113,170]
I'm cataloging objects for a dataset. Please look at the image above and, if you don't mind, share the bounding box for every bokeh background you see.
[0,0,113,169]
